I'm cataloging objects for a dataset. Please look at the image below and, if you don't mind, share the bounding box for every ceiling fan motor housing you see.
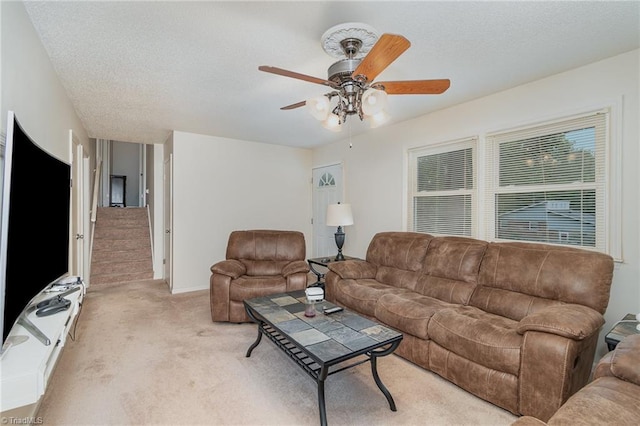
[327,58,362,85]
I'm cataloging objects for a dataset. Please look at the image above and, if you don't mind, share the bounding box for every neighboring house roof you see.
[499,201,595,225]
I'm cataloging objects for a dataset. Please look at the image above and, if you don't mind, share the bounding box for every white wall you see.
[312,49,639,358]
[111,141,140,207]
[170,131,312,293]
[1,1,90,161]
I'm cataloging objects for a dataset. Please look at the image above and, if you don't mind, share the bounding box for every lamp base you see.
[334,226,345,261]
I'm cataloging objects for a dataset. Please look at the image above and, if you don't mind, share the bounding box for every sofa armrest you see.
[327,260,377,279]
[517,304,604,340]
[210,259,246,279]
[282,260,310,277]
[609,334,640,386]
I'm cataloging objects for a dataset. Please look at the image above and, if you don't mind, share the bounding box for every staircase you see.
[90,207,153,285]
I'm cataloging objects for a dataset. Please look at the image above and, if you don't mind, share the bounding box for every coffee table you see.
[244,290,403,426]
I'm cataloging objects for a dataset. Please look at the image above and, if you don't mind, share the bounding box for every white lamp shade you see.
[306,96,330,121]
[361,88,388,116]
[322,113,342,131]
[326,203,354,226]
[368,110,391,128]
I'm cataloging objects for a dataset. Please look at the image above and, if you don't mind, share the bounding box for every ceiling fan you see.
[258,23,451,130]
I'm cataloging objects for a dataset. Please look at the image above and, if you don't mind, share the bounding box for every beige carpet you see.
[37,279,518,425]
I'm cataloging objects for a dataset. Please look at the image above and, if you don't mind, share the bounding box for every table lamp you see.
[326,203,354,261]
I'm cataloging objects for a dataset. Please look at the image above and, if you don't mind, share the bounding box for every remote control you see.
[323,306,343,315]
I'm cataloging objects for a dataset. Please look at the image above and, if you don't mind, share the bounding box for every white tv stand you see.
[0,281,84,419]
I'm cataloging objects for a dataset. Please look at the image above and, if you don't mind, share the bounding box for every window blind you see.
[409,139,475,236]
[485,111,607,250]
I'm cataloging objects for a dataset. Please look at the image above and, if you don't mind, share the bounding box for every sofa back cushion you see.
[226,230,306,276]
[366,232,433,291]
[472,242,614,320]
[416,236,487,304]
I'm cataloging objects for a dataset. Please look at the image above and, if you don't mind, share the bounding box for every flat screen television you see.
[0,111,71,351]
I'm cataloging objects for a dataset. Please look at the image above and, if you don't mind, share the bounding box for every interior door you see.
[163,154,173,291]
[312,164,343,257]
[70,130,85,279]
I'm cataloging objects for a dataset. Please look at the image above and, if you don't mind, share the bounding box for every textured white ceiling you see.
[23,1,640,148]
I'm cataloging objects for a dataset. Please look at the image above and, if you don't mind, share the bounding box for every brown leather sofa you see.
[513,334,640,425]
[325,232,614,422]
[210,229,309,323]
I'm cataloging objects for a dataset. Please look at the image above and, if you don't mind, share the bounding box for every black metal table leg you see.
[316,366,330,426]
[245,328,263,357]
[245,306,263,357]
[370,341,401,411]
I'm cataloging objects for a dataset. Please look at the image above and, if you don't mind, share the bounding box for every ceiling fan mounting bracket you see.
[340,38,362,59]
[321,22,379,59]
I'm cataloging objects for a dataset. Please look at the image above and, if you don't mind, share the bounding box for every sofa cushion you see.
[229,276,286,301]
[366,232,432,290]
[429,306,522,375]
[474,242,614,321]
[226,229,306,276]
[333,278,409,317]
[375,292,456,339]
[416,236,487,304]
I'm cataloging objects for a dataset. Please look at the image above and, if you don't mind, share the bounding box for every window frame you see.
[485,109,609,253]
[405,104,621,260]
[407,137,477,237]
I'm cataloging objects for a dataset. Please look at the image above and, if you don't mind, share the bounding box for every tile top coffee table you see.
[244,290,403,426]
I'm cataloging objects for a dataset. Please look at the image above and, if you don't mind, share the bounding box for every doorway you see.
[312,163,344,257]
[99,140,144,208]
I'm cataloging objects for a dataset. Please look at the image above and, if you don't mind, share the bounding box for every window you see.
[318,172,335,187]
[485,111,607,251]
[407,109,616,256]
[408,138,475,236]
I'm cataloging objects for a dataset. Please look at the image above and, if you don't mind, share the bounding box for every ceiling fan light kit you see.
[259,22,450,131]
[307,96,331,121]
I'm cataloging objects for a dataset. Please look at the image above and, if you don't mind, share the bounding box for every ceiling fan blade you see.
[377,79,451,95]
[281,100,306,110]
[259,66,337,88]
[352,34,411,82]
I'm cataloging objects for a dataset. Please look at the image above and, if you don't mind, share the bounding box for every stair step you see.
[90,271,154,285]
[97,217,148,228]
[91,259,152,276]
[94,227,150,240]
[91,207,153,285]
[97,207,147,218]
[93,238,150,252]
[91,248,151,263]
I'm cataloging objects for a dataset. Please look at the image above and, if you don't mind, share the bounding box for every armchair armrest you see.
[282,260,310,277]
[210,259,246,279]
[517,304,604,340]
[327,260,377,280]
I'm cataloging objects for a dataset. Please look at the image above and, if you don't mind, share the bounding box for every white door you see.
[163,154,173,291]
[70,131,85,279]
[82,155,91,284]
[312,164,343,257]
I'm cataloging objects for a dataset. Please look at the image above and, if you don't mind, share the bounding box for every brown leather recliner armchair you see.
[512,334,640,425]
[210,230,310,322]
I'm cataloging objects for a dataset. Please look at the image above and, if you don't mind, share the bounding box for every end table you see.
[604,313,640,351]
[307,255,360,289]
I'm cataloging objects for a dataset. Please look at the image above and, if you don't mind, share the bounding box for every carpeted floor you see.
[36,279,518,425]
